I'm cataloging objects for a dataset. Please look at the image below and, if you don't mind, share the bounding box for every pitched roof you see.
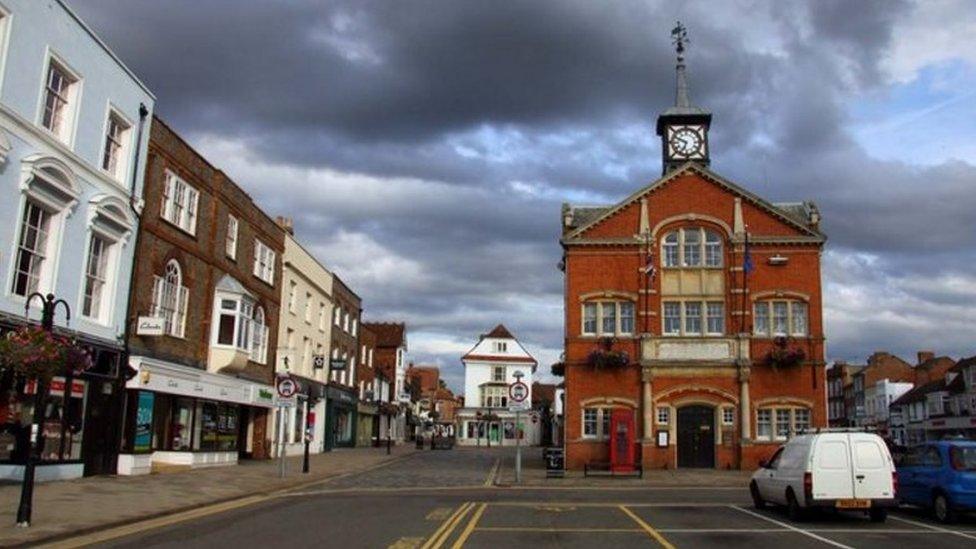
[891,379,946,407]
[485,324,515,339]
[562,162,825,242]
[950,355,976,373]
[363,322,405,347]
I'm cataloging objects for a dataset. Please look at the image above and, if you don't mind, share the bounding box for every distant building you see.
[365,322,409,442]
[890,354,965,445]
[455,325,539,447]
[325,276,361,449]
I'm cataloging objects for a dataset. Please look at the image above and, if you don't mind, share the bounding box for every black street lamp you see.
[17,293,70,527]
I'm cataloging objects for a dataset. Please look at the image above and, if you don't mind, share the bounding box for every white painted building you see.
[455,325,540,447]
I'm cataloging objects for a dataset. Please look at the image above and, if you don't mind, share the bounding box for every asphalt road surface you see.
[90,449,976,549]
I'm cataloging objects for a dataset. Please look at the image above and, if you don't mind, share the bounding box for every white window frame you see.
[38,52,82,146]
[581,407,617,440]
[491,366,505,383]
[160,170,200,235]
[480,385,508,408]
[211,291,268,363]
[753,299,809,337]
[662,300,725,337]
[0,7,12,99]
[11,199,57,298]
[99,106,132,182]
[252,239,276,285]
[318,302,326,331]
[661,227,723,269]
[225,215,238,260]
[304,292,312,324]
[79,229,119,325]
[755,406,811,441]
[288,280,297,313]
[580,300,636,337]
[151,260,188,338]
[722,407,735,426]
[656,406,670,425]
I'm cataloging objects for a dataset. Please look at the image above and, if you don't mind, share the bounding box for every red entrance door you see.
[609,409,635,472]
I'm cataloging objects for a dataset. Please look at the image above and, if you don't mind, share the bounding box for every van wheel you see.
[786,490,804,522]
[750,482,766,510]
[868,508,887,523]
[933,493,957,524]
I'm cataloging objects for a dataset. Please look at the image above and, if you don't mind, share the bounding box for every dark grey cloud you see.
[68,0,976,388]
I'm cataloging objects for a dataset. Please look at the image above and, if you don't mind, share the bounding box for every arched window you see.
[152,260,188,337]
[660,227,723,268]
[250,306,269,364]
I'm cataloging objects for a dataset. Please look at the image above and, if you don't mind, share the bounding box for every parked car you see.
[896,440,976,523]
[750,432,897,522]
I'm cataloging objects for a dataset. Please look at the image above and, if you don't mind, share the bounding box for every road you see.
[73,448,976,548]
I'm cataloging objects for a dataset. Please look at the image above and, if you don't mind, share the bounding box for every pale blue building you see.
[0,0,154,479]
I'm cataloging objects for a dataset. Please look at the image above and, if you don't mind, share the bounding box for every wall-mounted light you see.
[768,255,789,266]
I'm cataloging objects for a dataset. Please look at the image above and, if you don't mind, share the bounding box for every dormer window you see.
[661,228,722,268]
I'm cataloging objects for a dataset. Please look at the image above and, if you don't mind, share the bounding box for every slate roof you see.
[485,324,515,339]
[891,379,947,407]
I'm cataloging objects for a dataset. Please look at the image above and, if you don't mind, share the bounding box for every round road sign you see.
[276,375,299,398]
[509,381,529,402]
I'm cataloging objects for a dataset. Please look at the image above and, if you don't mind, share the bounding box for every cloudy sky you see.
[71,0,976,392]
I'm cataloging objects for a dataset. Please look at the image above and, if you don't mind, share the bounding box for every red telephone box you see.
[609,409,636,473]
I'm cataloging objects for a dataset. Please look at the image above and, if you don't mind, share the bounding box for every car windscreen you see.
[950,446,976,471]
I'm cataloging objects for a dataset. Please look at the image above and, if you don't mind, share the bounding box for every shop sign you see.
[329,359,347,371]
[25,377,85,398]
[257,388,275,402]
[136,316,166,336]
[134,391,154,452]
[313,355,326,369]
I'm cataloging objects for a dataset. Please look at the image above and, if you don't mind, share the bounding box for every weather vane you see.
[671,21,688,58]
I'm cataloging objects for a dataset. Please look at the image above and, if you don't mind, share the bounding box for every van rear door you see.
[851,434,895,500]
[811,435,855,500]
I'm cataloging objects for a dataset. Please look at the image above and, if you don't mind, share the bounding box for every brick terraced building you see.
[560,30,827,470]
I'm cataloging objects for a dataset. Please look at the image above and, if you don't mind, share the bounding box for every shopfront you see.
[117,356,275,474]
[357,402,377,447]
[324,385,357,450]
[0,322,126,481]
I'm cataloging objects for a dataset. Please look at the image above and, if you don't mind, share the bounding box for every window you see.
[706,302,724,335]
[684,302,702,334]
[663,302,681,335]
[12,201,52,296]
[253,239,276,284]
[212,293,268,363]
[304,292,312,323]
[82,234,111,320]
[101,111,130,179]
[151,260,188,338]
[351,318,358,336]
[480,385,508,408]
[722,407,735,426]
[492,366,505,382]
[160,171,200,235]
[583,303,597,335]
[581,407,618,439]
[661,228,723,269]
[753,300,809,337]
[756,407,811,441]
[494,342,508,353]
[41,59,78,142]
[581,301,636,336]
[225,216,238,259]
[656,406,670,425]
[334,306,341,326]
[318,303,326,331]
[288,281,297,313]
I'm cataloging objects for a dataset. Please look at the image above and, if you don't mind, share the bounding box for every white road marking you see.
[728,505,855,549]
[889,514,976,541]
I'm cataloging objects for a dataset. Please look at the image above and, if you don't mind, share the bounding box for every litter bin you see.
[544,447,564,478]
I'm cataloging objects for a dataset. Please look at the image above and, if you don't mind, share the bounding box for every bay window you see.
[480,385,508,408]
[753,300,809,337]
[662,300,725,336]
[212,292,268,363]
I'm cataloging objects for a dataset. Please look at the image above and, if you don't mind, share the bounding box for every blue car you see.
[897,440,976,523]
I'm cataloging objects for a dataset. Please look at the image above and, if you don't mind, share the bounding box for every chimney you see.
[275,216,294,235]
[917,351,934,365]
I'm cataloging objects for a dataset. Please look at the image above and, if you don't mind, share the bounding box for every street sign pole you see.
[278,404,286,478]
[516,407,521,483]
[511,370,528,485]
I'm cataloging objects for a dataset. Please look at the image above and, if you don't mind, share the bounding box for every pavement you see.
[0,445,416,547]
[9,446,976,548]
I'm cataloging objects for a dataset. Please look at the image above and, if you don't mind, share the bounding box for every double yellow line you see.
[422,502,476,549]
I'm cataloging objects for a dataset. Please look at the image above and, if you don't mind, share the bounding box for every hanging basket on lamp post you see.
[0,326,93,382]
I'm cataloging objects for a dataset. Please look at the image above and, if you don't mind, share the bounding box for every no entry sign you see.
[509,381,528,403]
[276,375,299,398]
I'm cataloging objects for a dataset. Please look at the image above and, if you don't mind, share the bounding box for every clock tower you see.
[656,22,711,175]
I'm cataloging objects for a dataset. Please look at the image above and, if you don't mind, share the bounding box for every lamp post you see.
[17,293,70,527]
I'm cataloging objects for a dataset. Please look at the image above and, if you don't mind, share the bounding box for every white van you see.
[749,431,897,522]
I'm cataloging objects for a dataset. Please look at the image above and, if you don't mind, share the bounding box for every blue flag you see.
[743,233,754,275]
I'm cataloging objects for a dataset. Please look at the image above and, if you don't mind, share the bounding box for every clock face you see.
[667,125,706,159]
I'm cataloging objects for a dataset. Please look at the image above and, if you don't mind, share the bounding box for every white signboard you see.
[274,397,297,408]
[136,316,165,336]
[508,400,530,412]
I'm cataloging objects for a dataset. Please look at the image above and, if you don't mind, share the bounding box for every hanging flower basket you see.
[586,337,631,370]
[764,336,806,368]
[0,326,93,381]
